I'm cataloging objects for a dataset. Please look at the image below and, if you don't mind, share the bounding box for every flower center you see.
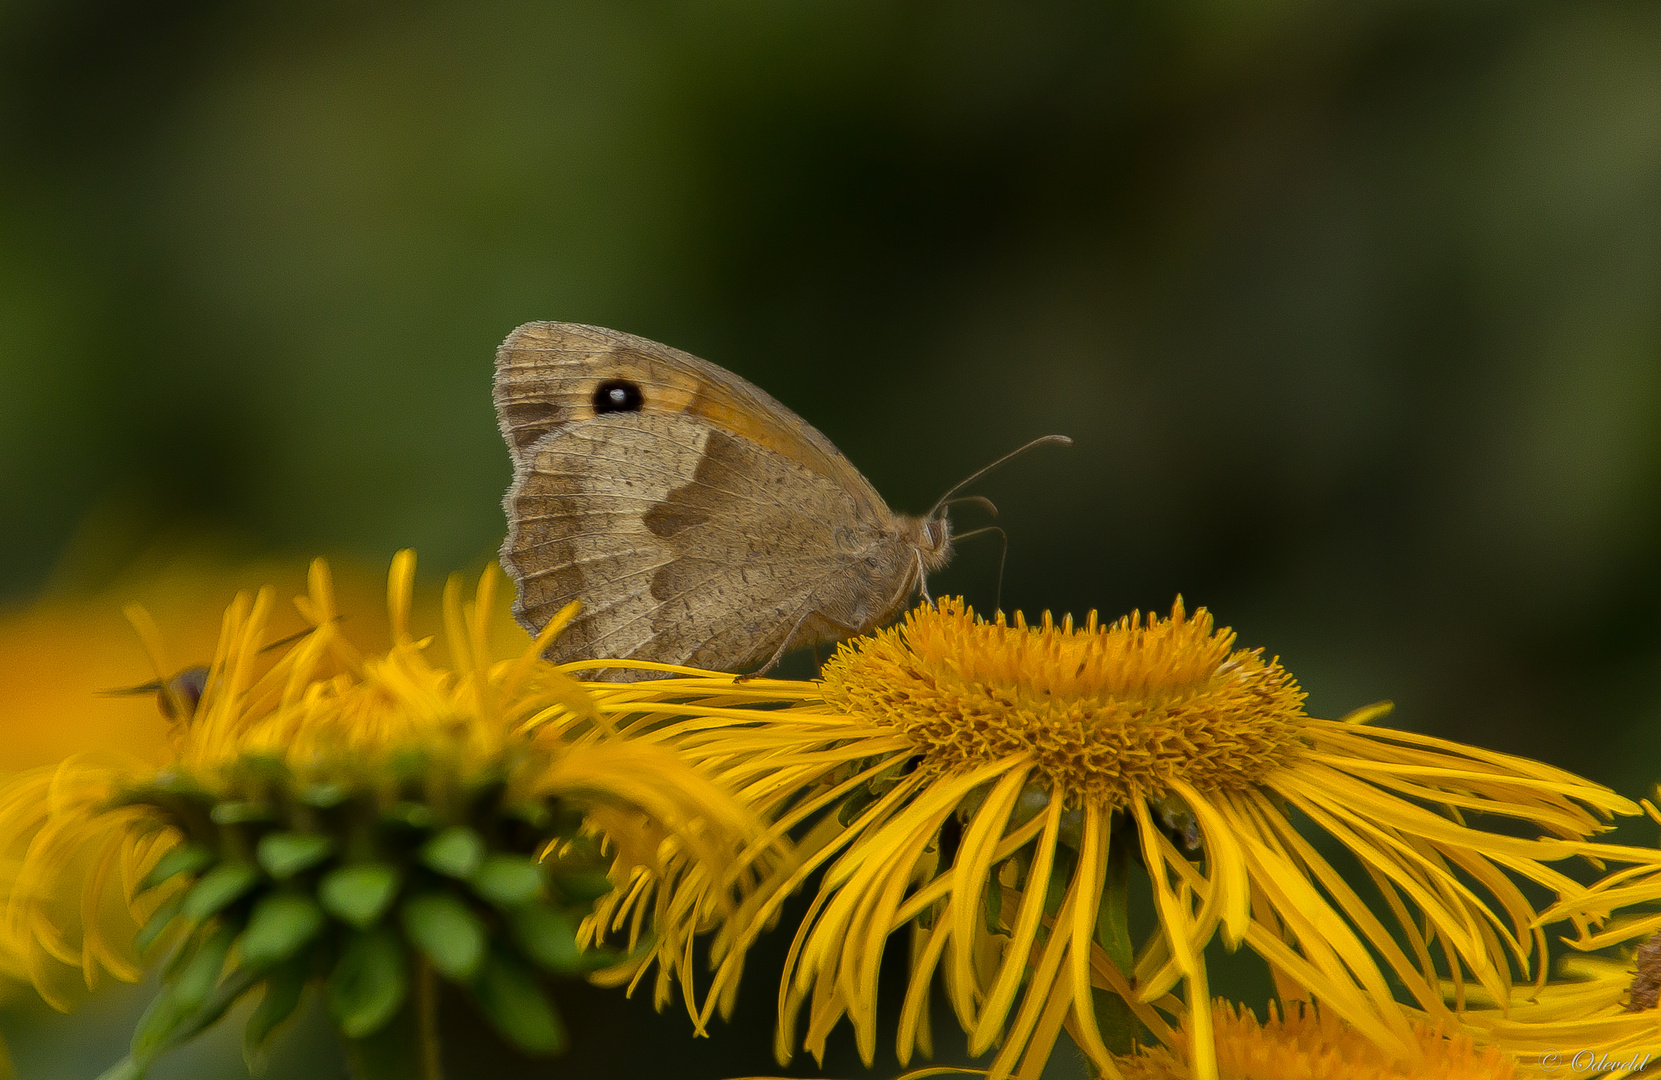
[819,598,1308,802]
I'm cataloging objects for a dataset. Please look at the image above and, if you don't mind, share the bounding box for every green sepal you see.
[172,923,237,1011]
[327,925,410,1039]
[141,845,216,894]
[1007,846,1034,891]
[382,801,435,830]
[125,957,263,1076]
[319,864,402,929]
[298,782,348,808]
[132,924,235,1060]
[838,784,876,826]
[420,826,484,879]
[210,801,277,825]
[93,1058,146,1080]
[549,869,612,903]
[400,891,487,980]
[240,892,325,968]
[146,771,213,799]
[134,893,187,956]
[506,801,552,831]
[472,951,567,1055]
[160,921,207,982]
[228,753,289,784]
[508,903,582,973]
[1043,843,1078,918]
[1096,834,1135,976]
[983,871,1005,936]
[1090,986,1139,1057]
[182,863,261,924]
[244,957,308,1074]
[470,854,543,907]
[257,832,336,879]
[387,748,431,782]
[1091,833,1141,1055]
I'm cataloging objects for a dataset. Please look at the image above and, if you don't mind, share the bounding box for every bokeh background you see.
[3,1,1660,1077]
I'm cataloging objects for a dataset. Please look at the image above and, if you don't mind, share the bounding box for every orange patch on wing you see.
[685,387,830,478]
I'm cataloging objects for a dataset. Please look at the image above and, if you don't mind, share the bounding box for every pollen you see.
[818,597,1309,802]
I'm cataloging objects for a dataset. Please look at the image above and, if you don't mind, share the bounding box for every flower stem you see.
[1092,824,1140,1055]
[345,961,444,1080]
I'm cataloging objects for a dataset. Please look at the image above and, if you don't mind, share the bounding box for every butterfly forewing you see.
[495,323,925,679]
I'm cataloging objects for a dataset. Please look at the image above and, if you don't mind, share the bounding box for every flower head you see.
[581,598,1643,1080]
[819,597,1305,801]
[0,552,773,1075]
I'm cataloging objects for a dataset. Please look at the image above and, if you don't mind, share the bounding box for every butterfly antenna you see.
[950,525,1009,612]
[939,494,999,519]
[926,435,1072,519]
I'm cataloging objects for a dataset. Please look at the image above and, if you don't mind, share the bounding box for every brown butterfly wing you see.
[496,323,916,678]
[496,323,888,516]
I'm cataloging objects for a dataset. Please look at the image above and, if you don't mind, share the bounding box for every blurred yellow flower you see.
[0,551,771,1040]
[573,598,1644,1080]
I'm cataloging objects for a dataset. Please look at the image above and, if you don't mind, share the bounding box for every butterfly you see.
[494,322,1066,680]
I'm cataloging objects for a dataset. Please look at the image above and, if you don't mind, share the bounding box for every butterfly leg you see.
[915,551,939,610]
[737,604,862,682]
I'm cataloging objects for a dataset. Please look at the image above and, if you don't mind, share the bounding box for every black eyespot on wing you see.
[593,379,644,414]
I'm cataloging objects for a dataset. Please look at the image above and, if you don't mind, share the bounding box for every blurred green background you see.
[3,1,1661,1077]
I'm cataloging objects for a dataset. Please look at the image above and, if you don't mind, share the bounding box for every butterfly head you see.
[908,435,1074,610]
[893,511,955,610]
[917,512,954,572]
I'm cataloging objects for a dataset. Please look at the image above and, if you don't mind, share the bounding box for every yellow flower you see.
[1433,951,1661,1078]
[1118,1000,1519,1080]
[0,756,171,1009]
[1446,806,1661,1078]
[574,598,1642,1080]
[0,551,771,1058]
